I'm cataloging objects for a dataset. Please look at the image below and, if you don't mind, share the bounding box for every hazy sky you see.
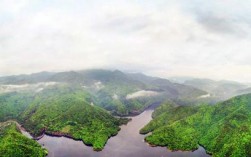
[0,0,251,82]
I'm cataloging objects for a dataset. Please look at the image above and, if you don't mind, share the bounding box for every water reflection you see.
[36,109,210,157]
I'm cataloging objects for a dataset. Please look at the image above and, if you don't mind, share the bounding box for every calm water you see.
[28,108,211,157]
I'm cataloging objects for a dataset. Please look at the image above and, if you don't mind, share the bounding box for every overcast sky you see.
[0,0,251,82]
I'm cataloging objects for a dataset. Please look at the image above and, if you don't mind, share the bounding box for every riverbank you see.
[5,106,211,157]
[35,109,210,157]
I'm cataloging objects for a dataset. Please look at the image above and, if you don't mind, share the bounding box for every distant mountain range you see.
[170,77,250,101]
[0,69,207,115]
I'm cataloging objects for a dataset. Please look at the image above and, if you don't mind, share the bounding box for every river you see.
[19,107,211,157]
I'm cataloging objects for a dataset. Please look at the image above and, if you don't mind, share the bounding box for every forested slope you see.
[0,85,127,150]
[141,93,251,157]
[0,121,47,157]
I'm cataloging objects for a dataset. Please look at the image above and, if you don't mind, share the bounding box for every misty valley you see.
[1,0,250,156]
[0,69,251,157]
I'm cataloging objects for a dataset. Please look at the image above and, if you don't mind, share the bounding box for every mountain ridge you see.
[0,69,207,116]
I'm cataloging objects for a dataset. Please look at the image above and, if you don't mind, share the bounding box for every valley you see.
[1,0,250,156]
[23,105,209,157]
[0,69,250,157]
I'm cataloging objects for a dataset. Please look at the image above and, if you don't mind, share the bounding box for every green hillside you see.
[21,85,125,150]
[0,85,128,150]
[0,92,34,121]
[0,121,47,157]
[140,93,251,157]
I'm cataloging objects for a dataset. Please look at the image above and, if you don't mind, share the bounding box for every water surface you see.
[35,108,210,157]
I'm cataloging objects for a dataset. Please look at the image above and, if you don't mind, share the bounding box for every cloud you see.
[0,0,250,82]
[183,0,251,38]
[126,90,159,100]
[0,82,58,93]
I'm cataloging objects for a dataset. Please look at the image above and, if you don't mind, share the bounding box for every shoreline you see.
[22,125,120,151]
[9,101,211,156]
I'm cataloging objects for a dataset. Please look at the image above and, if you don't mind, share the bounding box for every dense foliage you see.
[21,85,124,150]
[0,121,47,157]
[0,85,128,150]
[0,92,34,121]
[140,93,251,157]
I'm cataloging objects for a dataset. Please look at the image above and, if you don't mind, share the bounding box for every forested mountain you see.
[0,84,127,150]
[0,69,206,115]
[140,93,251,157]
